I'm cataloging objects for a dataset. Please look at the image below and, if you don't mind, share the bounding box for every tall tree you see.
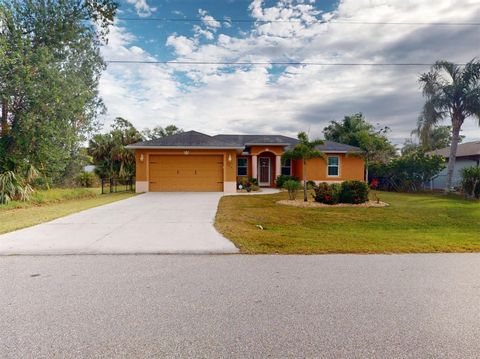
[419,59,480,191]
[282,132,324,202]
[142,125,183,140]
[0,0,117,183]
[89,118,143,179]
[414,117,456,151]
[323,113,396,181]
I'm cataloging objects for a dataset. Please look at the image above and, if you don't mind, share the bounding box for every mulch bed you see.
[277,200,389,208]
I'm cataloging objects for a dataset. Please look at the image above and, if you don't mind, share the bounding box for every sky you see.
[99,0,480,146]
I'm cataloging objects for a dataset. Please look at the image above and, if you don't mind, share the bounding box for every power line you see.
[105,60,468,66]
[117,17,480,26]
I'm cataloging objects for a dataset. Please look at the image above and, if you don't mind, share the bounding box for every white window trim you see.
[327,155,340,177]
[237,157,248,176]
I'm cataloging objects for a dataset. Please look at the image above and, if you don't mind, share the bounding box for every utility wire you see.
[106,60,468,66]
[117,17,480,26]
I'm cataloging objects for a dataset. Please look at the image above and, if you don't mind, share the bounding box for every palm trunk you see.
[303,158,307,202]
[445,120,462,191]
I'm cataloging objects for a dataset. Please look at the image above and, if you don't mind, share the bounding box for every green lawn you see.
[0,188,135,234]
[215,191,480,254]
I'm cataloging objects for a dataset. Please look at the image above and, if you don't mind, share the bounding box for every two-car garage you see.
[127,130,241,193]
[148,155,224,192]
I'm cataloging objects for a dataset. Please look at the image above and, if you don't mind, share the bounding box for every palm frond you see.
[433,60,460,83]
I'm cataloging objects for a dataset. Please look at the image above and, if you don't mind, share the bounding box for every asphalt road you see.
[2,254,480,358]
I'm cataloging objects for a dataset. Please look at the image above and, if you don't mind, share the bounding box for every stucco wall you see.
[250,146,284,156]
[293,154,365,182]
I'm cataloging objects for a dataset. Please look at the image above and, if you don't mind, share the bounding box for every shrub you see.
[370,151,445,192]
[237,177,259,191]
[312,182,341,204]
[76,172,98,188]
[340,180,369,204]
[283,179,301,200]
[306,180,316,190]
[0,171,34,204]
[275,174,299,188]
[460,166,480,199]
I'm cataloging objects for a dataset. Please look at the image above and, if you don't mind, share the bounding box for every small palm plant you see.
[282,132,324,202]
[0,165,39,204]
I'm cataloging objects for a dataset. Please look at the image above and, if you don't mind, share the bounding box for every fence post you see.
[101,178,104,194]
[109,178,113,193]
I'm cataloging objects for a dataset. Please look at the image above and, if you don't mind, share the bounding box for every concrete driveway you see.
[0,193,239,255]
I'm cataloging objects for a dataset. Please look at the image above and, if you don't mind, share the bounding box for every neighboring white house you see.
[429,141,480,189]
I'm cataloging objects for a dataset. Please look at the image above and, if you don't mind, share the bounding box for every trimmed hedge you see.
[312,183,341,204]
[312,180,369,205]
[340,180,369,204]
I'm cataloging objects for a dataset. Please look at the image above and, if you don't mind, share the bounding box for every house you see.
[429,141,480,189]
[126,130,365,193]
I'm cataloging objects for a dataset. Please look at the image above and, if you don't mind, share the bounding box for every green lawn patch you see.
[0,188,135,234]
[215,191,480,254]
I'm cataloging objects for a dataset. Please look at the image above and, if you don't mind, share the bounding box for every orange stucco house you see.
[127,130,365,193]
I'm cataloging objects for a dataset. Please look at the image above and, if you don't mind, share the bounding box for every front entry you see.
[258,157,271,186]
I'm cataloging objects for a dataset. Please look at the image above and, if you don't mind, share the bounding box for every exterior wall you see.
[293,154,365,183]
[250,145,284,156]
[134,148,237,193]
[134,148,365,191]
[430,157,480,189]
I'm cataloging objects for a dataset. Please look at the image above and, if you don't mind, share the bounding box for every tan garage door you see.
[149,155,224,192]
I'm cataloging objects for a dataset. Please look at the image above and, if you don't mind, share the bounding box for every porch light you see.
[228,154,232,162]
[140,154,144,162]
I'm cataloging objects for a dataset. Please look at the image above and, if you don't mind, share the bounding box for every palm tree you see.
[282,132,324,202]
[419,59,480,191]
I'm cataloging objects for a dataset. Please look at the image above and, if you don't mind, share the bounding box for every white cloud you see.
[199,8,222,29]
[99,25,180,130]
[100,0,480,143]
[166,34,198,56]
[125,0,156,18]
[193,25,214,40]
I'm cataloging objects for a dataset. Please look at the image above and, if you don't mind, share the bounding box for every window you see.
[237,158,248,176]
[281,159,292,176]
[327,156,339,176]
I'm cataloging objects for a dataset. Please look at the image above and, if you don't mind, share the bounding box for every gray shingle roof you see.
[316,140,362,153]
[126,130,243,148]
[429,141,480,158]
[213,134,297,146]
[128,130,362,153]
